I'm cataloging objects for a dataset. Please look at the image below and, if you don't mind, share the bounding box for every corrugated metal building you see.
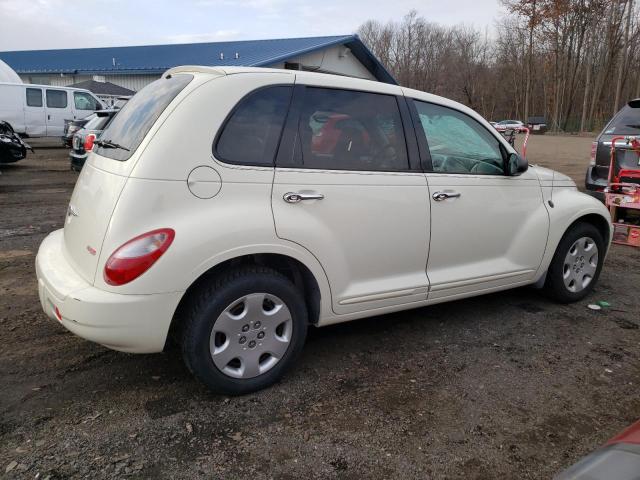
[0,35,395,92]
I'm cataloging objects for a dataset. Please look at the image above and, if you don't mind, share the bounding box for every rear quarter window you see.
[94,74,193,161]
[215,86,292,166]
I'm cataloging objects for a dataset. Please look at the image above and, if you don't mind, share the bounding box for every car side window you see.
[74,92,99,110]
[215,86,292,166]
[414,100,505,175]
[293,87,409,172]
[26,88,43,107]
[46,89,68,109]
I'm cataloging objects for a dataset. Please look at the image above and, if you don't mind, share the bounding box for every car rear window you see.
[84,115,112,131]
[94,74,193,161]
[604,104,640,135]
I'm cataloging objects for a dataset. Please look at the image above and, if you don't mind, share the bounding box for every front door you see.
[410,99,549,300]
[272,85,431,315]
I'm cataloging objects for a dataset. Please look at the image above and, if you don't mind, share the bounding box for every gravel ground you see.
[1,135,639,479]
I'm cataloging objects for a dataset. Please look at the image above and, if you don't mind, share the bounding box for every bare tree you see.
[358,1,640,132]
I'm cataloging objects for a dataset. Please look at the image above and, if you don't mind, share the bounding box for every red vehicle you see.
[311,113,370,154]
[556,419,640,479]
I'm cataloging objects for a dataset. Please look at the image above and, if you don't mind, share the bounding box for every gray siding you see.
[18,45,376,92]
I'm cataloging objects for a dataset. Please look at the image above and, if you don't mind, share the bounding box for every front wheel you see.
[544,222,605,303]
[181,267,308,395]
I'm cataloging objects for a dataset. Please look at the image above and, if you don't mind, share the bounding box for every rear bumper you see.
[585,165,607,202]
[36,230,183,353]
[69,151,87,171]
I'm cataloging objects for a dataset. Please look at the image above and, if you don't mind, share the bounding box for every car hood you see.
[531,165,576,187]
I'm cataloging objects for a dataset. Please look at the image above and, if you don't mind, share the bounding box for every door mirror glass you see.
[506,152,528,176]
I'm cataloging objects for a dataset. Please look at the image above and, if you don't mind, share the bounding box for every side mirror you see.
[506,152,528,176]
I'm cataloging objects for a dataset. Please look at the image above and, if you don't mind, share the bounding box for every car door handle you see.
[432,191,461,201]
[283,192,325,203]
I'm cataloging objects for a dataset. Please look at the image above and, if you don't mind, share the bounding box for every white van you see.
[0,82,105,137]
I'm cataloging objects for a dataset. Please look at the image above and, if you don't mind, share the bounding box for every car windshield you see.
[603,104,640,135]
[94,74,193,161]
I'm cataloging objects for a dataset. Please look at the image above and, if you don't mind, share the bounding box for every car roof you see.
[167,65,481,120]
[164,65,513,152]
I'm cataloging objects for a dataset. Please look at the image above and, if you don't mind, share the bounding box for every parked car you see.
[36,66,612,395]
[62,113,98,147]
[69,110,117,171]
[494,119,526,132]
[585,98,640,201]
[527,116,547,134]
[555,419,640,479]
[0,82,105,138]
[0,120,32,164]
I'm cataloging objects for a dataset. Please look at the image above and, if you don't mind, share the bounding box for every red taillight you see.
[54,306,62,321]
[104,229,175,286]
[590,141,598,165]
[84,133,96,151]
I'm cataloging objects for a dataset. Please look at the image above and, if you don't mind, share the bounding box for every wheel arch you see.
[165,250,328,350]
[534,191,612,285]
[569,212,611,246]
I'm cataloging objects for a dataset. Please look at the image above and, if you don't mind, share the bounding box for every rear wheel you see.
[544,222,604,303]
[181,267,307,395]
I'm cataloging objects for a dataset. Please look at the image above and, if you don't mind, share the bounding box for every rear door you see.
[45,88,70,136]
[410,98,548,300]
[271,84,430,315]
[24,87,46,136]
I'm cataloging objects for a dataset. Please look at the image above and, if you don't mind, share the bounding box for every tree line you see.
[358,1,640,132]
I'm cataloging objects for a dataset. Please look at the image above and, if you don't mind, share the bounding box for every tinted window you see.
[46,89,68,108]
[414,101,504,175]
[293,88,408,171]
[603,104,640,135]
[74,92,99,110]
[95,74,192,161]
[216,86,292,165]
[26,88,43,107]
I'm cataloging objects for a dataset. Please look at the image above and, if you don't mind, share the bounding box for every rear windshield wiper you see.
[94,139,130,151]
[625,124,640,129]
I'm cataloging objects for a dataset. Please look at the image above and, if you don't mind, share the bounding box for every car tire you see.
[544,222,605,303]
[181,266,308,395]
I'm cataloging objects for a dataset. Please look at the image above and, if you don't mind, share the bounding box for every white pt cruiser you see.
[36,66,612,394]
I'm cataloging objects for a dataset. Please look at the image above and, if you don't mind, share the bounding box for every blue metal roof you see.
[0,35,396,84]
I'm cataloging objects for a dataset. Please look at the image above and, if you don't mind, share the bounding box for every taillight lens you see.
[104,229,175,286]
[590,141,597,166]
[84,133,96,151]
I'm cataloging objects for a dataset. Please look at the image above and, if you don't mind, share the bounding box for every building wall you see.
[19,74,159,92]
[269,45,376,81]
[18,44,376,91]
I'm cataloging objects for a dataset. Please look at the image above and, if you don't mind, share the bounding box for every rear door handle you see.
[283,192,324,203]
[432,191,461,201]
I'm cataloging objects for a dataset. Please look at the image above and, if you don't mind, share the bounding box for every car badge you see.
[67,204,79,218]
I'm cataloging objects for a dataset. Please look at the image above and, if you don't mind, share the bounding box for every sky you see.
[0,0,504,52]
